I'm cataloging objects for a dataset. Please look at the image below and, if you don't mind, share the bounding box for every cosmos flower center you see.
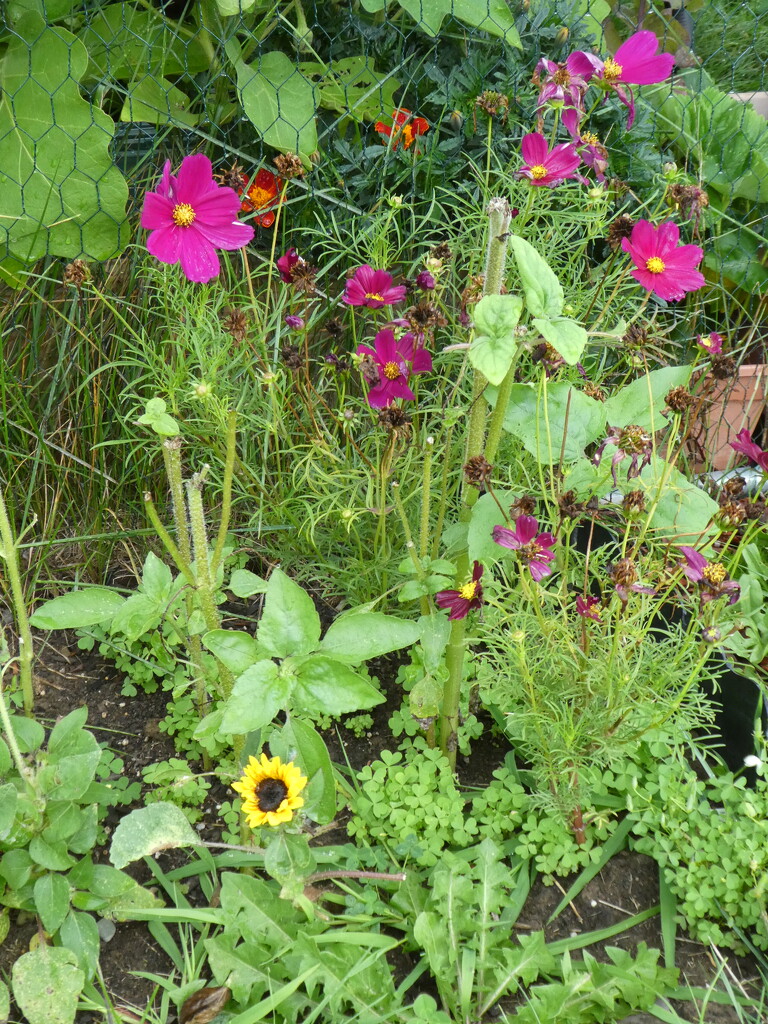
[172,203,196,227]
[365,292,385,302]
[617,425,651,454]
[518,541,543,560]
[553,68,571,86]
[255,777,288,812]
[581,131,600,146]
[383,360,401,380]
[459,580,478,601]
[645,256,666,274]
[530,164,548,179]
[603,57,623,81]
[702,562,727,585]
[247,185,275,208]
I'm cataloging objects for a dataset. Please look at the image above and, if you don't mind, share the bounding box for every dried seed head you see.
[63,259,90,288]
[281,344,303,370]
[665,385,695,413]
[378,406,412,436]
[622,490,646,516]
[273,152,306,179]
[582,381,606,402]
[721,475,746,498]
[709,354,736,380]
[716,500,746,527]
[430,241,453,262]
[463,455,494,489]
[221,308,250,344]
[475,90,509,119]
[606,214,635,250]
[510,495,536,518]
[557,489,585,520]
[611,557,638,588]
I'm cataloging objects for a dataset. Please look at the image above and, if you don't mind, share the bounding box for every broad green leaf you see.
[206,933,276,1004]
[319,611,420,664]
[30,589,125,629]
[110,803,198,869]
[360,0,520,44]
[469,294,524,385]
[275,718,336,824]
[235,51,318,159]
[38,709,102,800]
[8,715,44,752]
[0,784,18,840]
[603,366,693,431]
[257,568,321,658]
[58,910,100,979]
[120,76,198,127]
[299,56,400,122]
[508,236,564,318]
[203,629,267,675]
[498,382,605,463]
[215,0,260,15]
[108,592,163,642]
[138,552,173,603]
[218,871,297,946]
[531,316,588,365]
[637,457,719,543]
[467,490,516,565]
[0,979,8,1022]
[0,18,128,264]
[28,836,75,872]
[33,873,70,934]
[264,832,315,885]
[228,569,268,598]
[292,657,384,716]
[220,661,289,734]
[12,946,83,1024]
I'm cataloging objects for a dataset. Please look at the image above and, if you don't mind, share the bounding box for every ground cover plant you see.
[2,4,768,1024]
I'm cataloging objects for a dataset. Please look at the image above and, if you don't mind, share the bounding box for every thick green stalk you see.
[210,411,238,578]
[162,438,192,567]
[0,488,34,715]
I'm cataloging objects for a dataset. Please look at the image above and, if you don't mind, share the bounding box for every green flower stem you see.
[0,488,34,715]
[440,592,469,762]
[419,436,434,560]
[210,411,238,578]
[162,438,192,567]
[392,482,430,617]
[484,346,523,466]
[186,471,222,637]
[0,664,33,783]
[142,493,196,587]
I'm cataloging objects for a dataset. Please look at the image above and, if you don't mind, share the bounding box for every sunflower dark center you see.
[255,777,288,811]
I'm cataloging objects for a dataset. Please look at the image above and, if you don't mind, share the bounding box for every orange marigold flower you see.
[237,168,284,227]
[375,108,429,151]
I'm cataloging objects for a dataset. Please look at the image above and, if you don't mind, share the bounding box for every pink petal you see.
[521,132,549,166]
[654,220,681,254]
[374,329,398,362]
[194,216,254,251]
[514,515,538,544]
[146,224,181,263]
[492,525,520,550]
[141,192,174,230]
[614,31,674,85]
[567,51,602,80]
[411,348,433,374]
[177,228,221,283]
[175,154,218,204]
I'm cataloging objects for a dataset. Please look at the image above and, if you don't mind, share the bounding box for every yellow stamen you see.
[703,563,727,585]
[603,57,623,81]
[459,581,478,601]
[645,256,665,274]
[530,164,548,179]
[402,125,415,148]
[383,361,401,380]
[365,292,385,301]
[247,186,273,208]
[172,203,196,227]
[581,131,600,146]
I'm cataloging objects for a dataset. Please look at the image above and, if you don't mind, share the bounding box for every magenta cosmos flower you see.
[435,562,484,620]
[576,594,601,621]
[730,429,768,472]
[679,547,740,605]
[492,515,556,581]
[621,220,704,301]
[517,133,581,187]
[697,331,723,355]
[355,328,432,408]
[141,155,255,283]
[569,31,674,128]
[277,247,301,283]
[344,265,407,308]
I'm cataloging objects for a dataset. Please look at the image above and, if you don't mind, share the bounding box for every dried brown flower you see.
[289,261,317,295]
[216,162,247,191]
[557,489,585,520]
[623,322,651,351]
[622,490,646,516]
[582,381,606,402]
[510,495,536,518]
[666,183,709,223]
[281,344,303,370]
[665,385,695,413]
[463,455,493,489]
[221,308,250,344]
[63,259,90,288]
[606,214,635,251]
[475,90,509,121]
[721,475,746,499]
[709,354,736,380]
[325,318,344,339]
[430,242,453,262]
[716,500,746,527]
[378,406,412,437]
[273,152,306,179]
[461,274,485,309]
[611,557,638,589]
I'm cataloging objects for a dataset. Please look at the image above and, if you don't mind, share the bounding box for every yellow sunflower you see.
[231,753,307,828]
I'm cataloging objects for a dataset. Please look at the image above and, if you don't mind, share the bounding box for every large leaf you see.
[120,76,198,127]
[234,50,318,158]
[292,657,384,716]
[12,946,84,1024]
[508,236,564,318]
[298,56,400,122]
[274,718,336,824]
[30,588,125,630]
[0,17,128,263]
[498,383,605,464]
[257,569,321,659]
[110,803,198,869]
[33,873,71,935]
[360,0,520,44]
[220,661,290,734]
[467,490,516,565]
[637,457,718,543]
[203,629,267,676]
[319,611,420,665]
[603,366,693,431]
[531,316,588,365]
[469,294,524,385]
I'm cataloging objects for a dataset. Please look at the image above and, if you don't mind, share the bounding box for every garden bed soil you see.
[1,638,761,1023]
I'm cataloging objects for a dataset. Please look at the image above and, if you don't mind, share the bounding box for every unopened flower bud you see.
[284,314,305,330]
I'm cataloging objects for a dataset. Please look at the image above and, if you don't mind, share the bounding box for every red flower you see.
[375,108,429,151]
[277,247,300,282]
[517,132,581,187]
[343,265,407,308]
[621,220,704,301]
[435,562,484,620]
[492,515,556,581]
[730,429,768,472]
[238,169,283,227]
[355,328,431,408]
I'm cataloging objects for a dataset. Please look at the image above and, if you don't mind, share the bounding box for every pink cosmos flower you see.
[593,424,653,485]
[569,30,675,128]
[621,220,705,301]
[679,547,740,605]
[344,265,407,308]
[141,154,255,283]
[576,594,602,621]
[697,331,723,355]
[730,429,768,472]
[577,132,608,182]
[492,515,557,581]
[355,328,432,408]
[517,133,581,187]
[435,562,484,620]
[277,247,301,282]
[534,57,590,122]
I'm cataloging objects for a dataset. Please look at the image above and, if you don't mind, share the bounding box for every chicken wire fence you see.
[1,0,768,290]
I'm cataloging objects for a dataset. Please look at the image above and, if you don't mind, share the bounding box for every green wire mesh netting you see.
[1,0,768,287]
